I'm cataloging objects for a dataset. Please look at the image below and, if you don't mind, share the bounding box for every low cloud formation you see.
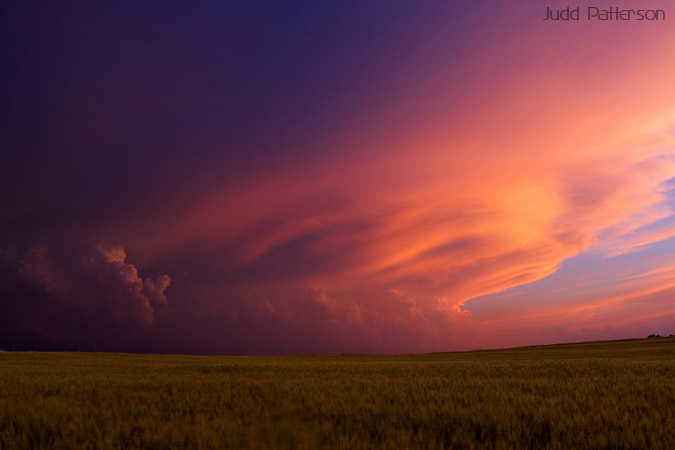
[15,243,170,327]
[143,275,171,306]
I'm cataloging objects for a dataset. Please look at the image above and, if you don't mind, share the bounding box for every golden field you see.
[1,337,674,449]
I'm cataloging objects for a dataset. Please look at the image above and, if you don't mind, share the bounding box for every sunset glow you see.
[1,0,674,354]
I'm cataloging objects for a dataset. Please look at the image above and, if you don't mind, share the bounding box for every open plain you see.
[1,337,675,449]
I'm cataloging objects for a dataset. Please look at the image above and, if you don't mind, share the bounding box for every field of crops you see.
[1,337,675,449]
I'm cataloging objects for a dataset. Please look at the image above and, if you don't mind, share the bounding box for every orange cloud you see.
[83,5,675,352]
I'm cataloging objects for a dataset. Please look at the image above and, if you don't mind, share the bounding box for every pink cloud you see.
[97,125,674,352]
[143,275,171,306]
[18,244,170,327]
[15,3,671,353]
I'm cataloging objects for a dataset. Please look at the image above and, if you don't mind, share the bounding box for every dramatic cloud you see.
[13,244,170,327]
[1,1,674,353]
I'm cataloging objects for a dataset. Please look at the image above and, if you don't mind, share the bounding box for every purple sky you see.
[1,1,674,354]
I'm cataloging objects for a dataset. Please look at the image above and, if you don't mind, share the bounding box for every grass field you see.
[1,338,675,449]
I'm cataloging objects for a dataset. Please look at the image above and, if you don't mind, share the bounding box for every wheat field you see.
[1,338,674,449]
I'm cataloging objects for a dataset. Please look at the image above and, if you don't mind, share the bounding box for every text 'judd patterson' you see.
[543,6,666,21]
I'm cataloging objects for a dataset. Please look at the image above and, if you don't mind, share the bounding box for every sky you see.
[1,0,674,354]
